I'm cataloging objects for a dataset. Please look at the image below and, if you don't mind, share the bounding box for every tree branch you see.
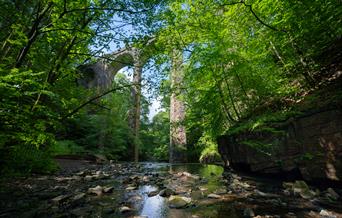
[220,0,287,33]
[60,83,137,120]
[62,6,155,15]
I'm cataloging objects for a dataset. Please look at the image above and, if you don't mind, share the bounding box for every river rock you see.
[168,195,192,208]
[207,193,222,199]
[159,188,174,197]
[88,185,103,196]
[293,181,316,199]
[119,206,133,213]
[254,190,280,198]
[72,193,86,202]
[182,172,200,180]
[191,190,204,200]
[326,188,339,200]
[199,186,208,192]
[128,195,143,203]
[214,188,227,195]
[94,154,108,163]
[148,190,159,197]
[84,175,94,181]
[142,176,150,182]
[51,194,70,204]
[319,209,337,217]
[103,186,114,193]
[126,186,138,191]
[76,171,85,176]
[71,175,82,181]
[243,208,255,217]
[70,207,91,217]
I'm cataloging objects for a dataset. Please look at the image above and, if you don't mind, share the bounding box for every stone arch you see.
[80,39,187,163]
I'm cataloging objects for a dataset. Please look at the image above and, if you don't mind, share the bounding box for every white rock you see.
[88,185,103,196]
[207,193,222,199]
[119,206,133,213]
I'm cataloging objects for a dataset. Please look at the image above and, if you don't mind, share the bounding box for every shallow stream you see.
[0,162,341,218]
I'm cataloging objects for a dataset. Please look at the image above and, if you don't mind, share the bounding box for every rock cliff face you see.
[218,108,342,183]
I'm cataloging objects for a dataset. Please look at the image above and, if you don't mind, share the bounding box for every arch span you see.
[80,41,187,163]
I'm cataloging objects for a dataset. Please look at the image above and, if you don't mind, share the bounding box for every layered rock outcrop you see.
[218,108,342,182]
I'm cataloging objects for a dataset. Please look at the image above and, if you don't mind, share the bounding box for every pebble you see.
[51,194,70,204]
[320,209,337,218]
[243,208,255,217]
[88,185,103,196]
[207,193,222,199]
[126,186,138,191]
[72,193,86,201]
[147,190,159,197]
[326,188,339,200]
[119,206,133,213]
[103,186,114,193]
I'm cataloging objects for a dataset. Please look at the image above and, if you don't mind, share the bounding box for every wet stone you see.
[159,188,174,197]
[326,188,339,201]
[243,208,255,217]
[147,190,159,197]
[51,194,70,204]
[191,190,204,200]
[103,207,115,214]
[103,186,114,193]
[214,188,227,195]
[207,193,222,199]
[168,195,192,208]
[88,185,103,196]
[126,186,138,191]
[119,206,133,213]
[71,207,91,216]
[72,193,86,202]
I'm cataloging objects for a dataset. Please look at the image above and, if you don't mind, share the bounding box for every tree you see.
[154,0,341,160]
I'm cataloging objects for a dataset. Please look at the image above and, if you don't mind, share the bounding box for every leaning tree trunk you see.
[169,50,187,163]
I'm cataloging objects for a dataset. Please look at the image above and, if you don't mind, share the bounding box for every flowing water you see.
[0,162,341,217]
[136,163,228,218]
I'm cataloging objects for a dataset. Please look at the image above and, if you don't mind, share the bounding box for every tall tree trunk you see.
[224,78,241,120]
[169,49,187,163]
[216,80,236,123]
[132,50,142,162]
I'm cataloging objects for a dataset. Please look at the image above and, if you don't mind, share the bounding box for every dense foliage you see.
[0,0,340,174]
[155,0,341,156]
[0,0,169,174]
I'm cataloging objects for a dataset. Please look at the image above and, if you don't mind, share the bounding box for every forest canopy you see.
[0,0,341,174]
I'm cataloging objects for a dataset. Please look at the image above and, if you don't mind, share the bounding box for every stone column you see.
[169,50,187,163]
[132,49,142,162]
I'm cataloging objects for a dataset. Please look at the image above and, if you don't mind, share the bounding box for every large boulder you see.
[218,109,342,182]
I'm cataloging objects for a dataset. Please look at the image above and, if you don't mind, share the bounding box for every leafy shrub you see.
[50,140,85,156]
[196,134,221,164]
[1,145,58,175]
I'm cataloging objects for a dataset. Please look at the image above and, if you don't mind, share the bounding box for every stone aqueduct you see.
[81,40,187,163]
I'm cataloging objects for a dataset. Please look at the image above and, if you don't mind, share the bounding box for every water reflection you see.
[137,163,230,218]
[140,185,168,218]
